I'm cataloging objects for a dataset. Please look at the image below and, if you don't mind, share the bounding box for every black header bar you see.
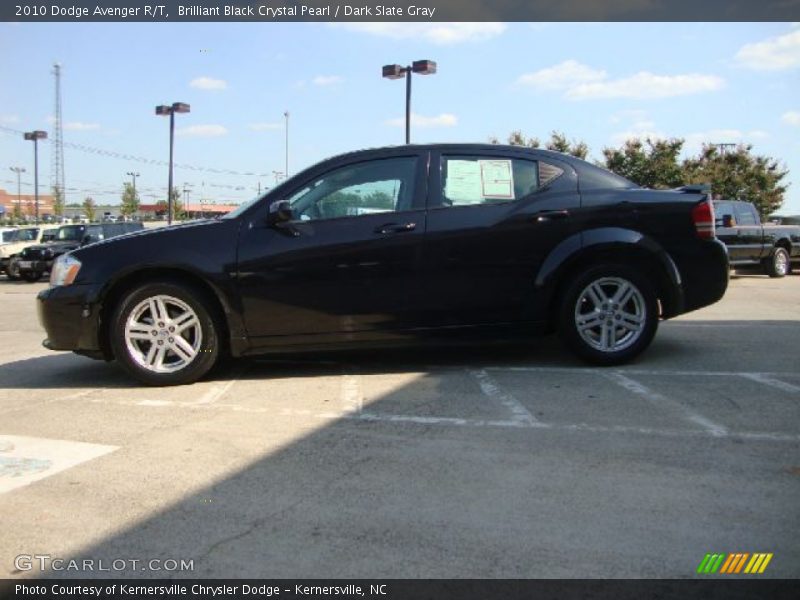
[2,0,799,22]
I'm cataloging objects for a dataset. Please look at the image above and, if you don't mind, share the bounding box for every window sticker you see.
[444,160,484,204]
[480,160,514,199]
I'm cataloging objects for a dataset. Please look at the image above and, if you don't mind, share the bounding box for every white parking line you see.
[468,368,541,426]
[603,372,729,438]
[340,372,363,413]
[189,365,248,406]
[738,373,800,394]
[75,396,800,442]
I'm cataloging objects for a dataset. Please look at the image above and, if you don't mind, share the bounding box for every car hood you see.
[24,241,80,253]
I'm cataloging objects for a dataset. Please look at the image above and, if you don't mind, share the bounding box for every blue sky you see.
[1,22,799,212]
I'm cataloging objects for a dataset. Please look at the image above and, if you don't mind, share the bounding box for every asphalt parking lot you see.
[1,274,799,579]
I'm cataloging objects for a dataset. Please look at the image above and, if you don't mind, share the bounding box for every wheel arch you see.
[97,267,238,361]
[537,228,684,327]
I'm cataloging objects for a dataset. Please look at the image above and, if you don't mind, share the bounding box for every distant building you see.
[0,188,55,218]
[138,203,239,219]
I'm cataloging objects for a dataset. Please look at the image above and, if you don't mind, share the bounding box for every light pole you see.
[127,171,140,197]
[183,183,192,217]
[382,60,437,144]
[155,102,191,224]
[284,110,290,177]
[23,130,47,222]
[9,167,25,219]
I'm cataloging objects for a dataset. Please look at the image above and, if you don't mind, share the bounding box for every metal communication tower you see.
[51,62,66,209]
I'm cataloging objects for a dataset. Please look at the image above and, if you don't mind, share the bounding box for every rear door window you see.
[437,156,550,208]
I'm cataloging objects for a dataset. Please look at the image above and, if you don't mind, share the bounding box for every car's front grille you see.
[21,247,44,260]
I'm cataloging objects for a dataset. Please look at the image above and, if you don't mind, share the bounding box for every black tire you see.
[559,264,659,366]
[763,247,789,278]
[109,281,220,386]
[21,271,41,283]
[6,259,20,281]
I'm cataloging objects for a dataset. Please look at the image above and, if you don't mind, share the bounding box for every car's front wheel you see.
[6,259,20,281]
[559,264,659,365]
[110,281,220,386]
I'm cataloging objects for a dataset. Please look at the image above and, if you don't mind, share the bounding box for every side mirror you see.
[268,200,294,225]
[81,234,93,245]
[722,214,735,228]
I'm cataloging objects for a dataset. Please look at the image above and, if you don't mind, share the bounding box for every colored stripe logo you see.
[697,553,773,574]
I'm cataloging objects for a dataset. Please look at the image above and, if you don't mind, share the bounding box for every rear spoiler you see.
[674,184,711,194]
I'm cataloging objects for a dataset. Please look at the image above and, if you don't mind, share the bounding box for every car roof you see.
[325,143,580,164]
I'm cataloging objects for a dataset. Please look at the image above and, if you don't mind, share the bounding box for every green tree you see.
[489,130,541,148]
[602,137,685,189]
[52,187,65,217]
[169,187,185,220]
[489,130,589,159]
[83,196,96,222]
[546,131,589,160]
[682,144,788,218]
[120,182,140,218]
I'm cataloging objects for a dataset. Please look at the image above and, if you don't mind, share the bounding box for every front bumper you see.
[37,283,105,357]
[19,259,53,275]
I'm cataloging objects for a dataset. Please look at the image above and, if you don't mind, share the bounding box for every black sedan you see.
[38,144,729,385]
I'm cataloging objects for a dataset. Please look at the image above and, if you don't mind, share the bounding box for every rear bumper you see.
[675,239,729,314]
[37,283,105,355]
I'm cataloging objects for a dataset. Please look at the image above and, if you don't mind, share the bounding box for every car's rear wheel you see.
[110,281,220,386]
[559,264,659,365]
[763,247,789,278]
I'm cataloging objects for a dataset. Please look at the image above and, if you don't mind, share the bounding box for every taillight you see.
[692,198,715,239]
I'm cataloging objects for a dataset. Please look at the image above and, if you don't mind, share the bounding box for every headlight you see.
[50,254,82,287]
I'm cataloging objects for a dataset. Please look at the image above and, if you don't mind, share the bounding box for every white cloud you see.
[568,72,724,100]
[516,60,606,91]
[781,111,800,125]
[386,113,458,128]
[517,61,723,100]
[249,122,283,131]
[63,121,100,131]
[177,124,228,137]
[735,30,800,71]
[332,22,506,45]
[0,114,19,124]
[190,76,228,90]
[312,75,343,86]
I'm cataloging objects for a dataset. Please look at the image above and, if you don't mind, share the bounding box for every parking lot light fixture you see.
[155,102,191,225]
[23,130,47,222]
[382,60,437,144]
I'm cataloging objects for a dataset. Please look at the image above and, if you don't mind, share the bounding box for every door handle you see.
[375,222,416,234]
[533,210,570,223]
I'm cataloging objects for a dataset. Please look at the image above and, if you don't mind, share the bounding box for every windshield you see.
[1,230,18,243]
[17,228,40,242]
[221,194,264,220]
[55,225,86,241]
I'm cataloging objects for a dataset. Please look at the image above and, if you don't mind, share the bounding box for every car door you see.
[236,152,428,344]
[419,149,580,328]
[733,202,764,260]
[714,201,744,261]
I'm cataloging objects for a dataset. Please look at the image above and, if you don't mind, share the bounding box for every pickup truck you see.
[16,222,143,282]
[714,200,800,277]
